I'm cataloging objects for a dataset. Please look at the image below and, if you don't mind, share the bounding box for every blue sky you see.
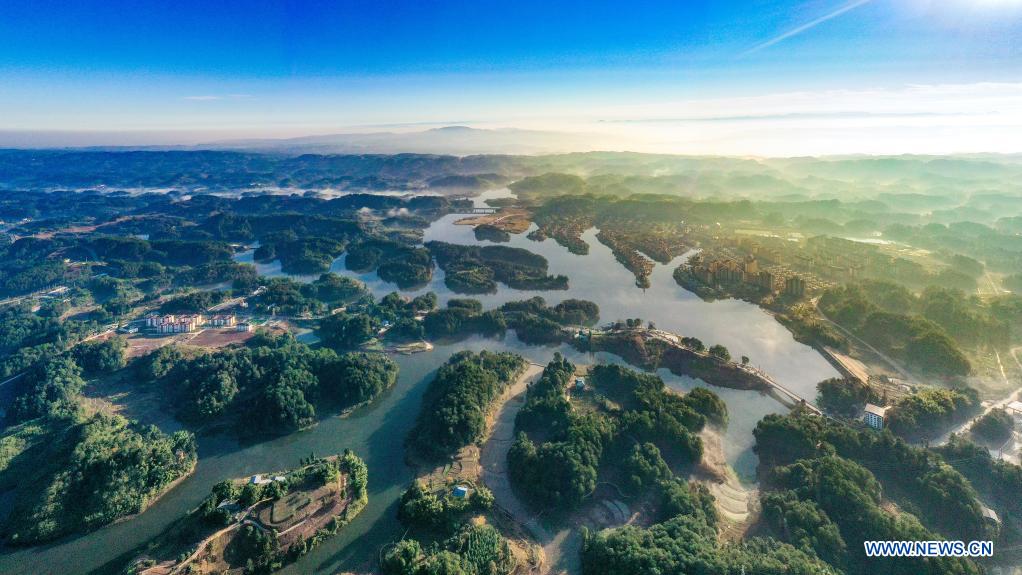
[1,0,1021,153]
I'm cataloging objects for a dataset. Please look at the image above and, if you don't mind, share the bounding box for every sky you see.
[1,0,1021,155]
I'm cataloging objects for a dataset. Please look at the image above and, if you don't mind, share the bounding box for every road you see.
[812,299,918,385]
[934,347,1022,446]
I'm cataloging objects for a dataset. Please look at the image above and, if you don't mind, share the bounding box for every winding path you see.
[479,363,582,575]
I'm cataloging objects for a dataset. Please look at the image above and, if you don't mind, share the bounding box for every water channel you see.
[0,189,837,575]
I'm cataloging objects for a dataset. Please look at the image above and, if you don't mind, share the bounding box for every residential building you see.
[785,275,807,297]
[863,403,888,429]
[208,314,236,328]
[146,313,204,334]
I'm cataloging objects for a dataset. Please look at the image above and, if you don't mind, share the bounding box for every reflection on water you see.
[0,189,837,575]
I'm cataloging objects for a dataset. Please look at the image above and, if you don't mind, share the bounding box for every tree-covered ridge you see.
[0,334,196,546]
[935,434,1022,521]
[509,358,726,509]
[249,273,366,317]
[139,332,397,434]
[970,408,1014,444]
[819,283,972,377]
[345,237,434,288]
[426,241,568,293]
[0,302,99,379]
[764,454,978,575]
[815,377,980,442]
[255,234,347,274]
[0,183,463,307]
[0,412,197,545]
[753,412,991,574]
[408,351,525,459]
[397,481,496,535]
[886,387,980,441]
[816,377,880,417]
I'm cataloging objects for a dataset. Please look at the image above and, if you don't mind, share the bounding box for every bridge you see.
[450,207,499,215]
[577,326,823,416]
[745,365,823,415]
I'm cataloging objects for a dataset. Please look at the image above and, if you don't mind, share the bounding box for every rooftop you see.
[864,403,888,417]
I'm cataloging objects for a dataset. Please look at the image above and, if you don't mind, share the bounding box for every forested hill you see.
[3,149,1020,201]
[0,150,530,192]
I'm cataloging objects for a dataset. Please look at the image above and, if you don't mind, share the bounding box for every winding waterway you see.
[0,189,837,575]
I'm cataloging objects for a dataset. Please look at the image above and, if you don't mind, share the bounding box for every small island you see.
[472,223,511,243]
[126,452,368,575]
[426,241,568,293]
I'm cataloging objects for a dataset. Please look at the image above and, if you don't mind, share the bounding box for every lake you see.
[0,189,837,575]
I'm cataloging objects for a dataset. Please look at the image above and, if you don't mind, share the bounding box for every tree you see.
[816,377,879,417]
[317,352,398,407]
[971,408,1014,445]
[708,344,731,362]
[254,380,316,432]
[319,313,375,349]
[9,355,86,423]
[73,336,128,374]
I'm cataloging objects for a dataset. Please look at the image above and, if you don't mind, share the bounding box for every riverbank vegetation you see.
[408,350,525,459]
[1,350,197,546]
[345,238,434,288]
[137,332,397,435]
[0,412,196,545]
[473,223,511,243]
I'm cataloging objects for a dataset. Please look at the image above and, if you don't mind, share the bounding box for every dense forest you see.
[407,350,525,459]
[509,358,725,509]
[426,241,568,293]
[753,411,992,574]
[421,296,598,344]
[0,346,197,545]
[137,332,398,434]
[819,283,974,377]
[382,523,516,575]
[582,480,838,574]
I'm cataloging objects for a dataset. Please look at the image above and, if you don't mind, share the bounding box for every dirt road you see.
[479,363,582,574]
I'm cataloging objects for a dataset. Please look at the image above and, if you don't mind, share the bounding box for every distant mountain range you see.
[0,125,616,156]
[204,126,612,156]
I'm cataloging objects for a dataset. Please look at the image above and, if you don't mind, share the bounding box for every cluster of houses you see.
[145,313,251,334]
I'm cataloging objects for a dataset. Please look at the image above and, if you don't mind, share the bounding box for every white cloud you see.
[743,0,875,56]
